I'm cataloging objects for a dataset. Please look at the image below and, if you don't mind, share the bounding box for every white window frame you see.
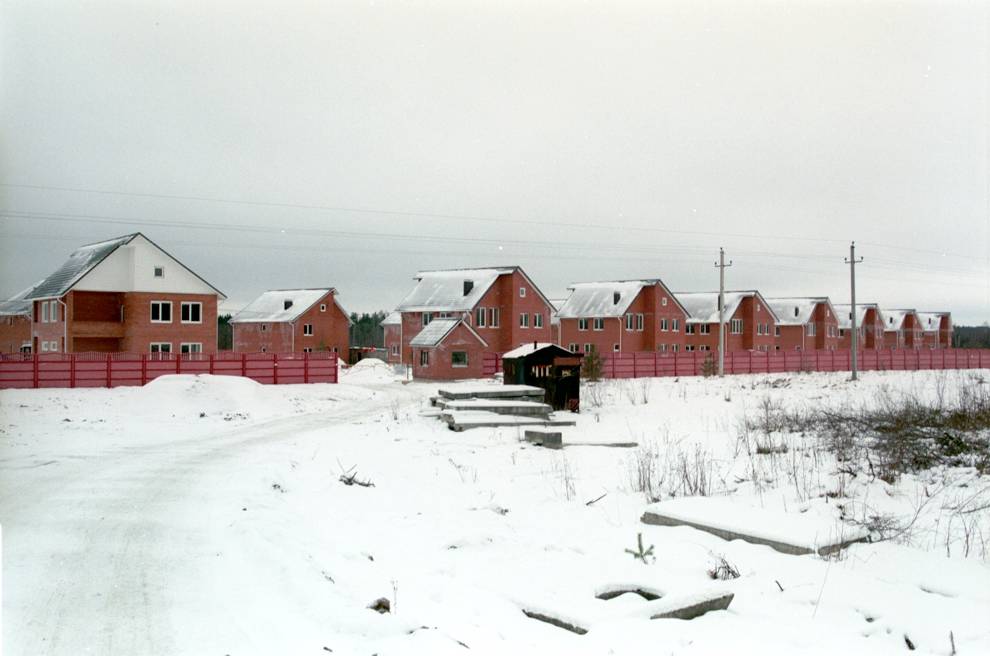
[661,297,668,306]
[41,301,49,323]
[303,323,314,336]
[488,307,500,328]
[451,351,468,368]
[593,318,604,331]
[419,350,430,367]
[153,265,165,278]
[584,343,593,353]
[568,343,578,353]
[731,318,743,334]
[303,347,313,353]
[578,318,588,331]
[672,318,680,332]
[476,307,486,327]
[180,342,202,354]
[519,313,529,328]
[636,314,644,331]
[626,314,634,331]
[660,318,668,332]
[320,304,327,312]
[49,300,58,322]
[534,313,543,328]
[700,324,711,335]
[150,342,172,353]
[672,344,679,352]
[41,341,49,352]
[685,324,695,334]
[659,343,667,352]
[519,287,526,298]
[151,301,172,323]
[180,301,202,324]
[422,312,433,326]
[807,323,816,337]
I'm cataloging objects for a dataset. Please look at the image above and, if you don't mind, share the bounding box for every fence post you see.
[241,353,247,377]
[176,353,181,375]
[33,354,39,389]
[273,353,279,385]
[304,351,309,384]
[69,354,76,389]
[209,353,215,376]
[106,354,112,387]
[141,353,147,386]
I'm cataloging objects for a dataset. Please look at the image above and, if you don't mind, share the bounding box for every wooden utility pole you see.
[715,247,733,377]
[845,241,864,380]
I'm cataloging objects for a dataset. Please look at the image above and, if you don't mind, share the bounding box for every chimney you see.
[613,291,620,304]
[284,300,293,310]
[463,280,474,296]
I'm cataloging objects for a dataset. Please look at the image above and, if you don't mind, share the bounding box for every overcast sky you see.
[1,1,987,323]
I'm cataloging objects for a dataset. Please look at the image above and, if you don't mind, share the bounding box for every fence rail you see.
[0,352,339,389]
[597,349,990,379]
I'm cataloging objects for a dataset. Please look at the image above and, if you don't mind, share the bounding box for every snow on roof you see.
[230,288,334,323]
[555,281,648,318]
[765,297,831,326]
[395,267,515,312]
[380,311,401,326]
[674,291,777,323]
[502,342,561,359]
[27,234,137,299]
[881,308,917,331]
[833,303,880,330]
[917,311,950,331]
[409,319,461,347]
[0,282,42,316]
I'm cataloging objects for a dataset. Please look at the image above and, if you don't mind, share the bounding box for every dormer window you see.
[613,292,621,305]
[284,300,293,311]
[463,280,474,296]
[154,266,164,278]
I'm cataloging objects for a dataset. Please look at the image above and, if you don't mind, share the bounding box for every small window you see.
[180,343,202,354]
[520,313,529,328]
[41,341,49,352]
[661,297,668,306]
[535,313,544,328]
[672,344,679,352]
[303,347,313,353]
[775,326,781,336]
[731,319,743,334]
[261,346,267,353]
[476,307,486,327]
[181,302,202,323]
[303,323,314,336]
[488,307,500,328]
[261,324,268,332]
[593,318,604,331]
[807,323,816,337]
[151,301,172,323]
[700,324,711,335]
[154,266,164,278]
[685,345,694,352]
[519,287,526,298]
[283,300,294,311]
[660,318,668,332]
[659,343,667,352]
[50,300,58,322]
[625,314,633,330]
[451,351,468,368]
[391,344,399,356]
[584,343,593,353]
[672,319,680,332]
[636,314,644,331]
[578,318,588,331]
[685,324,695,335]
[150,342,172,353]
[568,343,578,353]
[613,343,620,352]
[419,350,430,367]
[41,301,49,323]
[320,304,327,312]
[423,312,433,326]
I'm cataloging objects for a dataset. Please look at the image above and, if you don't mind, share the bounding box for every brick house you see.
[388,266,554,380]
[381,312,401,363]
[881,309,922,349]
[766,297,840,351]
[675,291,779,352]
[0,285,35,354]
[918,312,953,349]
[555,279,689,355]
[231,288,350,354]
[25,233,224,354]
[834,303,885,350]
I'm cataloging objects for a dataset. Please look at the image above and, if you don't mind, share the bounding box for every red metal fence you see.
[482,352,503,376]
[0,352,339,389]
[598,349,990,379]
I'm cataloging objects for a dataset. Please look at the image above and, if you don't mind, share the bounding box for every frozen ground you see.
[2,363,989,655]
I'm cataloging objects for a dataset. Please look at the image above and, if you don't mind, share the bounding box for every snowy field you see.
[2,362,989,655]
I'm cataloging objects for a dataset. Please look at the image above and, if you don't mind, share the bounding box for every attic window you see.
[794,307,799,317]
[613,292,621,304]
[284,300,293,311]
[463,280,474,296]
[154,266,164,278]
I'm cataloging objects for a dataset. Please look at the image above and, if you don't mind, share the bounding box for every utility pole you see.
[715,247,733,376]
[845,241,864,381]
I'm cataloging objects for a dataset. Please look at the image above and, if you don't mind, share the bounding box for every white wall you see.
[73,235,221,296]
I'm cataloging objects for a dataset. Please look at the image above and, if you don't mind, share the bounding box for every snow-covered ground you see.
[2,362,989,655]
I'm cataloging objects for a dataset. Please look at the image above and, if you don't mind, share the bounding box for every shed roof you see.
[502,342,562,359]
[231,288,342,324]
[396,267,515,312]
[674,290,778,324]
[765,297,833,326]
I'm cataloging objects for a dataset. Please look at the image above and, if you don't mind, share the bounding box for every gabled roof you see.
[833,303,882,330]
[26,232,225,300]
[765,297,835,327]
[556,279,687,319]
[396,267,513,312]
[918,311,951,331]
[502,342,571,359]
[674,290,779,324]
[409,318,488,348]
[0,282,42,317]
[380,311,402,326]
[230,288,344,324]
[881,308,918,331]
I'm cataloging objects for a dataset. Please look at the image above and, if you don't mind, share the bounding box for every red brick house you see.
[26,233,224,354]
[766,297,840,351]
[834,303,885,350]
[675,290,779,352]
[918,312,953,349]
[881,309,922,349]
[388,266,554,380]
[381,312,402,363]
[555,279,689,355]
[0,286,34,354]
[231,288,350,354]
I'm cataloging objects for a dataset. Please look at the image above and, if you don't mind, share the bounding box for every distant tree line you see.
[349,311,388,348]
[953,325,990,349]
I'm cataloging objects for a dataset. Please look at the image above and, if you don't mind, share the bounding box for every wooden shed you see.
[502,342,582,412]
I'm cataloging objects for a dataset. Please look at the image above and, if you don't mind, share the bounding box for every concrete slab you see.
[438,385,545,401]
[439,399,552,417]
[641,497,868,556]
[441,410,577,432]
[524,429,563,448]
[649,591,734,620]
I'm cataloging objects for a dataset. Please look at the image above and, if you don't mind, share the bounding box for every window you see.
[839,328,846,337]
[476,307,486,327]
[150,342,172,353]
[261,346,267,353]
[519,287,526,298]
[661,297,668,306]
[154,266,164,278]
[151,301,172,323]
[320,304,327,312]
[685,345,695,352]
[568,343,578,353]
[584,343,593,353]
[261,324,268,332]
[636,314,644,331]
[700,324,711,334]
[730,319,743,334]
[699,345,710,351]
[660,318,668,332]
[303,347,313,353]
[613,343,620,352]
[488,307,500,328]
[578,318,588,331]
[685,324,695,334]
[41,301,49,323]
[180,343,202,354]
[50,300,58,322]
[303,323,313,336]
[49,340,58,352]
[807,323,816,337]
[451,351,468,367]
[41,341,49,352]
[391,344,399,356]
[593,318,604,331]
[419,350,430,366]
[626,314,634,330]
[659,343,667,352]
[181,302,202,323]
[422,312,433,326]
[534,313,543,328]
[672,344,679,352]
[775,326,781,337]
[672,319,680,332]
[519,313,529,328]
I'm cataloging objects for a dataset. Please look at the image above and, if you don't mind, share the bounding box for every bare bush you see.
[707,553,741,580]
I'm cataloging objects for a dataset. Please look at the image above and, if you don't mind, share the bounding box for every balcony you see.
[72,320,125,338]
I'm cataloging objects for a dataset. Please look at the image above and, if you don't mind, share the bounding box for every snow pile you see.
[341,358,397,384]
